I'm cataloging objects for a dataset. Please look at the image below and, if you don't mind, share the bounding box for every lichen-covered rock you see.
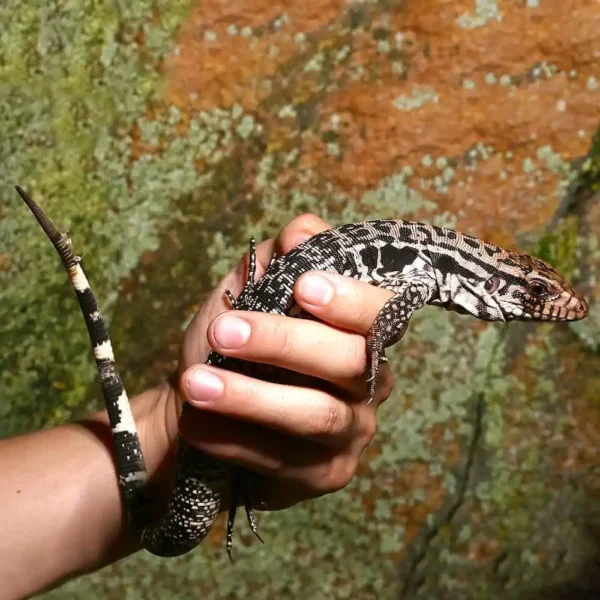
[1,1,598,598]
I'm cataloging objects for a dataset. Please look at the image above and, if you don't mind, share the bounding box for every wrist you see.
[83,376,184,521]
[134,375,184,494]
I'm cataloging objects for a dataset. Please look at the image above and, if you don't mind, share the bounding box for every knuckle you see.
[304,398,350,439]
[306,451,358,495]
[323,402,342,436]
[323,456,356,493]
[242,378,264,408]
[268,320,293,356]
[320,399,351,438]
[359,415,378,446]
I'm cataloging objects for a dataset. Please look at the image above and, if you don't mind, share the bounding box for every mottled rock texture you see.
[1,1,599,598]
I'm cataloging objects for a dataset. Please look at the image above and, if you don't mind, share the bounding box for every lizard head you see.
[487,252,589,322]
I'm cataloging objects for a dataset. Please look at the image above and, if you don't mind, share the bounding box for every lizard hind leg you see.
[244,495,264,544]
[226,469,263,560]
[226,492,237,561]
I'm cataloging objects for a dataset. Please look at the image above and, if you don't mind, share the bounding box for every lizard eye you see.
[528,280,549,298]
[484,275,500,294]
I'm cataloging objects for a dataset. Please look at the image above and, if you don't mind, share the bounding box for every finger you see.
[206,310,369,386]
[275,213,331,255]
[246,446,360,508]
[180,409,287,474]
[180,409,362,498]
[207,310,396,404]
[180,364,357,446]
[295,271,394,335]
[188,215,328,330]
[247,461,355,510]
[247,478,325,511]
[180,215,330,367]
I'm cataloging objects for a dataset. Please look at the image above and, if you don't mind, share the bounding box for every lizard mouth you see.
[528,294,589,321]
[503,293,589,321]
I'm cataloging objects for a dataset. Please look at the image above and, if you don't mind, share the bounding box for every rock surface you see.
[1,1,599,598]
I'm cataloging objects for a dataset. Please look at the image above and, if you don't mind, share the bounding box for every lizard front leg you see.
[366,277,434,403]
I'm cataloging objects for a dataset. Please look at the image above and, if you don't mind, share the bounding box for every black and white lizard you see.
[16,185,589,558]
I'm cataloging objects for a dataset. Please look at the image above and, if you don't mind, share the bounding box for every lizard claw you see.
[366,350,380,403]
[245,500,263,544]
[367,378,377,404]
[224,288,236,307]
[226,502,236,561]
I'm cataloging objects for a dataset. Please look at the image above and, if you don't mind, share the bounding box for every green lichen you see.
[523,157,535,173]
[393,85,439,111]
[3,2,598,597]
[0,2,181,433]
[530,61,558,81]
[456,0,502,29]
[0,1,268,435]
[572,126,600,195]
[536,145,570,176]
[533,216,579,279]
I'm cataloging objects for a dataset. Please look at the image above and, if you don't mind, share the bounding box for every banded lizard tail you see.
[16,186,589,558]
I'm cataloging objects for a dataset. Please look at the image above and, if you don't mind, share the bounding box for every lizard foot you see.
[226,469,263,560]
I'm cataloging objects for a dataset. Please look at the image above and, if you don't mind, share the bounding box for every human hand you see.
[170,214,395,510]
[0,213,395,597]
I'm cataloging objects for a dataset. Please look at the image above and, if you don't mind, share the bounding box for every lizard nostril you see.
[576,300,589,316]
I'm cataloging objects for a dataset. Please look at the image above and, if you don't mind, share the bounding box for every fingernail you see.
[213,314,251,349]
[185,367,223,403]
[298,273,334,305]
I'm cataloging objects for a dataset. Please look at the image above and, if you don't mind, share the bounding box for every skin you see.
[0,214,395,598]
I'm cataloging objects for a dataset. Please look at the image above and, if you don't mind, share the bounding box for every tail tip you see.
[14,185,63,244]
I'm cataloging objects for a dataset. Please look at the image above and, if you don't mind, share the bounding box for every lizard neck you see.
[427,242,505,320]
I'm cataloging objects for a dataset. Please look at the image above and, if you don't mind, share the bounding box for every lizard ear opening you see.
[483,275,501,294]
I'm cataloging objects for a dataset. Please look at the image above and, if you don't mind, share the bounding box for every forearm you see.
[0,382,178,599]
